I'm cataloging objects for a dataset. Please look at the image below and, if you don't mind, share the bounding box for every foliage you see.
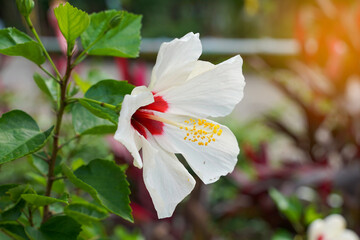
[0,28,45,64]
[0,1,141,239]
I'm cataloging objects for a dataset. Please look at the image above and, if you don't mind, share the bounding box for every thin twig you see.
[38,65,61,84]
[71,28,111,67]
[25,16,61,79]
[58,134,80,150]
[33,152,49,162]
[28,207,34,227]
[51,176,67,181]
[15,220,25,227]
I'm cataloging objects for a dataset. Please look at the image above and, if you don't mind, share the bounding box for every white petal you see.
[153,113,239,184]
[324,214,347,237]
[141,136,196,218]
[308,219,325,240]
[187,60,215,79]
[338,230,360,240]
[114,86,154,169]
[149,32,202,92]
[159,55,245,118]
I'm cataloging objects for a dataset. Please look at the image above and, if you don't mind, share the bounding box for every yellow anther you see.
[181,118,222,146]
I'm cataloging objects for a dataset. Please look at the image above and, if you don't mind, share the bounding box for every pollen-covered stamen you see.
[181,118,222,146]
[134,114,222,146]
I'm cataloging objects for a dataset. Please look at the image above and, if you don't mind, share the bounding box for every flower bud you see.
[16,0,34,17]
[108,13,123,29]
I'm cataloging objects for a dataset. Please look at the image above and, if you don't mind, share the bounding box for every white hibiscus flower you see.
[308,214,359,240]
[114,32,245,218]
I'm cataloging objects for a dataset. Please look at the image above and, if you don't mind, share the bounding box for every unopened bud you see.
[16,0,34,17]
[108,13,123,29]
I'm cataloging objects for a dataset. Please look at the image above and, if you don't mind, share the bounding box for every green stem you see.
[71,29,110,67]
[68,97,120,112]
[25,16,61,79]
[28,207,34,227]
[33,152,49,162]
[58,134,80,150]
[38,65,60,83]
[42,49,73,223]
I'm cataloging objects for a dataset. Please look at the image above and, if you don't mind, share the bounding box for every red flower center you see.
[317,235,324,240]
[131,93,169,139]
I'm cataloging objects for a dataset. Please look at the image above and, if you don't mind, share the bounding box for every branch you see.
[25,16,61,80]
[42,50,73,223]
[58,134,80,150]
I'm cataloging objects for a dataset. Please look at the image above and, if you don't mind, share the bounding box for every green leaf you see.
[0,28,45,64]
[0,110,54,165]
[271,229,293,240]
[16,0,34,17]
[72,103,116,135]
[78,99,119,124]
[0,223,29,240]
[7,185,35,203]
[269,188,302,223]
[0,200,26,222]
[81,10,141,58]
[67,81,80,97]
[21,194,67,207]
[29,152,62,175]
[78,221,107,240]
[76,79,134,124]
[64,202,108,225]
[33,73,58,101]
[304,205,323,225]
[54,2,89,50]
[63,159,132,222]
[25,172,46,186]
[85,79,134,105]
[0,184,19,198]
[73,72,91,93]
[0,186,17,216]
[114,226,144,240]
[25,216,81,240]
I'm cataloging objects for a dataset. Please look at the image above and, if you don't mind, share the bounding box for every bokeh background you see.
[1,0,360,239]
